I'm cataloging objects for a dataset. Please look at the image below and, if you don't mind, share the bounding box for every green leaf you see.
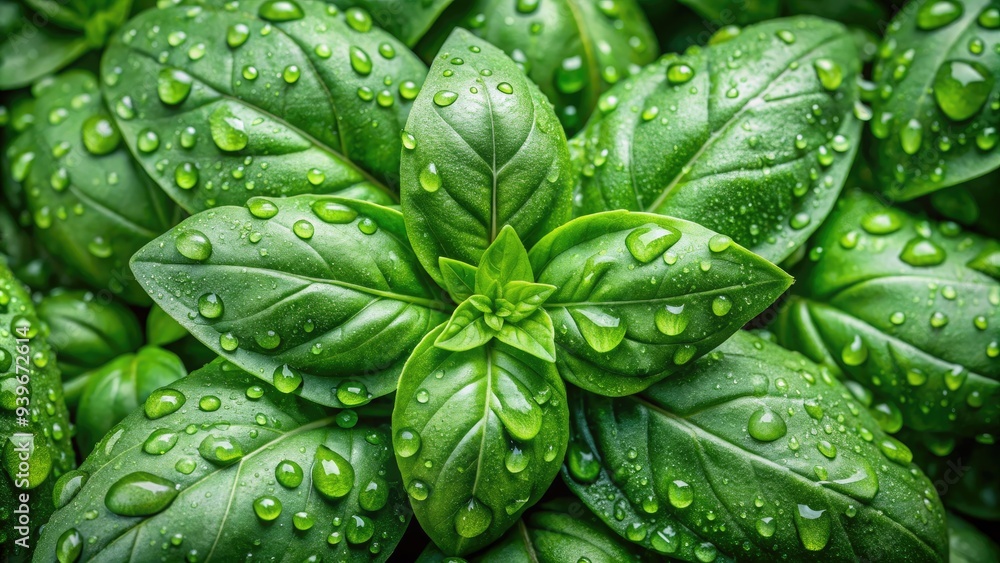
[436,297,496,351]
[146,304,191,347]
[439,257,479,303]
[929,170,1000,239]
[424,0,659,133]
[131,195,450,408]
[949,512,1000,563]
[332,0,455,46]
[0,262,75,562]
[870,0,1000,199]
[774,190,1000,438]
[528,210,792,396]
[499,280,556,322]
[571,16,861,263]
[678,0,780,24]
[393,325,569,555]
[400,28,574,285]
[8,71,178,304]
[563,331,949,562]
[475,225,534,297]
[100,0,426,213]
[417,499,652,562]
[38,290,143,380]
[496,310,556,362]
[36,361,410,562]
[76,347,188,454]
[906,433,1000,521]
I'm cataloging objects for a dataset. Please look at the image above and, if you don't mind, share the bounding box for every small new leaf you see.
[435,297,496,351]
[475,225,535,298]
[439,257,479,302]
[497,310,557,362]
[502,280,557,322]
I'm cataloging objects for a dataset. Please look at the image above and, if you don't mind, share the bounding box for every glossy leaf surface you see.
[8,71,177,304]
[564,331,949,562]
[393,325,569,555]
[774,190,1000,437]
[870,0,1000,199]
[0,262,75,561]
[529,210,792,396]
[572,16,861,263]
[131,195,450,407]
[333,0,455,46]
[36,361,410,562]
[949,512,1000,563]
[75,346,188,454]
[401,28,573,285]
[101,0,426,212]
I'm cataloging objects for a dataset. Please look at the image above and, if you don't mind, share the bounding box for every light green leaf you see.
[475,225,534,297]
[496,310,556,362]
[332,0,455,46]
[436,297,497,352]
[440,257,479,303]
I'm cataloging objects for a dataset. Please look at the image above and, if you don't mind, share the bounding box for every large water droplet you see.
[794,504,830,551]
[571,308,626,353]
[748,407,787,442]
[899,237,946,266]
[198,435,244,465]
[813,58,843,90]
[253,495,282,521]
[81,116,121,155]
[933,60,994,121]
[433,90,458,107]
[419,162,442,192]
[917,0,963,30]
[312,200,357,223]
[105,471,178,516]
[668,479,693,508]
[175,230,212,261]
[666,63,695,85]
[655,304,689,336]
[626,225,681,263]
[272,365,303,393]
[143,429,179,455]
[210,106,249,152]
[157,69,193,105]
[55,528,83,563]
[258,0,304,21]
[312,445,355,499]
[455,498,492,538]
[275,459,303,488]
[144,388,185,419]
[53,470,88,509]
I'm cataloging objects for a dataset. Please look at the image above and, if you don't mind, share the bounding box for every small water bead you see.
[394,428,421,458]
[312,200,358,223]
[974,315,989,331]
[813,58,842,90]
[790,213,811,230]
[196,293,224,319]
[861,210,903,234]
[748,407,787,442]
[315,44,332,58]
[433,90,458,107]
[357,217,378,235]
[816,440,837,459]
[227,23,250,47]
[349,46,373,76]
[666,63,695,85]
[497,82,514,95]
[804,398,824,420]
[399,80,420,100]
[137,129,160,153]
[220,332,239,351]
[346,514,375,544]
[708,234,732,253]
[841,335,868,366]
[419,162,442,192]
[711,296,732,317]
[668,479,693,508]
[900,119,923,155]
[978,127,998,150]
[143,429,179,455]
[81,116,121,155]
[293,511,315,530]
[180,126,198,149]
[53,470,88,509]
[157,70,195,109]
[273,365,303,393]
[900,237,946,267]
[336,380,370,405]
[259,0,305,21]
[293,220,315,240]
[917,0,963,30]
[890,311,906,325]
[175,229,212,261]
[505,445,529,473]
[313,445,355,500]
[407,479,430,501]
[879,437,913,465]
[175,162,199,190]
[145,388,186,419]
[359,477,390,511]
[105,471,179,516]
[198,395,221,412]
[199,435,244,465]
[930,311,949,328]
[345,7,373,32]
[933,60,994,121]
[55,528,83,563]
[253,495,282,521]
[175,457,197,475]
[255,330,281,350]
[376,89,394,107]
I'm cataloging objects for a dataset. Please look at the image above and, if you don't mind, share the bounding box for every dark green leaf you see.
[529,210,791,396]
[38,289,143,380]
[131,195,450,408]
[146,303,191,347]
[425,0,659,132]
[678,0,780,24]
[774,190,1000,437]
[564,331,949,562]
[0,262,75,562]
[400,29,574,285]
[36,361,410,562]
[9,71,178,304]
[393,325,569,555]
[101,0,426,212]
[572,16,861,263]
[440,257,479,303]
[417,499,652,562]
[75,346,188,454]
[929,170,1000,239]
[333,0,455,46]
[949,512,1000,563]
[908,436,1000,521]
[870,0,1000,199]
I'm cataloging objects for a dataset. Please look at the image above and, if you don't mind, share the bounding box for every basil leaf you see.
[101,0,426,213]
[0,262,75,562]
[131,195,450,408]
[393,325,569,555]
[76,346,188,454]
[572,16,861,263]
[475,226,534,297]
[36,360,410,562]
[774,190,1000,438]
[332,0,455,46]
[949,512,1000,563]
[147,303,191,347]
[439,257,479,303]
[564,331,949,562]
[38,290,143,380]
[417,499,652,562]
[528,210,792,396]
[870,0,1000,200]
[678,0,780,25]
[400,28,574,286]
[427,0,659,133]
[911,437,1000,521]
[929,170,1000,239]
[9,71,178,304]
[436,297,496,351]
[496,310,556,363]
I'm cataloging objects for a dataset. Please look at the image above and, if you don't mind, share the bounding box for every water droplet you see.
[336,380,370,405]
[880,437,913,465]
[813,59,842,90]
[220,332,239,351]
[900,119,923,155]
[198,435,244,465]
[567,443,601,483]
[312,445,354,499]
[143,429,179,455]
[455,498,492,538]
[293,219,315,240]
[917,0,963,30]
[227,23,250,48]
[557,56,586,94]
[53,470,88,509]
[625,225,681,263]
[359,477,389,511]
[711,296,732,317]
[55,528,83,563]
[407,479,430,501]
[253,495,282,521]
[137,129,160,153]
[433,90,458,107]
[394,428,421,458]
[748,407,787,441]
[708,234,732,252]
[655,304,689,336]
[841,335,868,366]
[419,162,442,192]
[258,0,304,21]
[105,471,178,516]
[157,69,193,106]
[81,116,121,155]
[174,162,199,190]
[668,479,693,508]
[817,440,837,459]
[210,106,249,152]
[346,514,375,544]
[900,237,946,266]
[930,311,949,328]
[312,200,357,223]
[933,60,994,121]
[571,308,626,353]
[505,445,529,473]
[345,7,373,32]
[861,210,903,234]
[275,460,303,488]
[497,82,514,95]
[666,63,695,85]
[273,365,302,393]
[175,230,212,261]
[349,46,373,76]
[145,388,186,419]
